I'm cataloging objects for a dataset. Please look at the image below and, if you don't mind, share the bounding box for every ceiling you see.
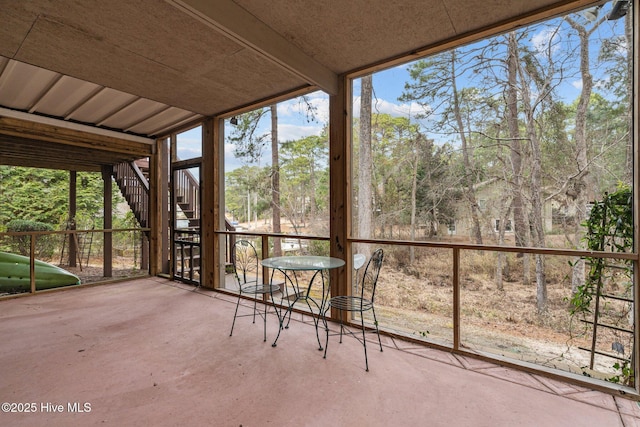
[0,0,597,169]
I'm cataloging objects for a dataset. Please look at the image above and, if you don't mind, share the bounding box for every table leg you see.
[271,268,293,347]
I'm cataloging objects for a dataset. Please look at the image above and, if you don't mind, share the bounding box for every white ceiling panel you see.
[30,75,102,117]
[65,88,138,124]
[127,107,201,136]
[0,58,201,138]
[99,98,169,130]
[0,60,59,111]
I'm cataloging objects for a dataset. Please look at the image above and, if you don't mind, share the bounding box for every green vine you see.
[569,183,633,384]
[606,361,633,385]
[570,183,633,316]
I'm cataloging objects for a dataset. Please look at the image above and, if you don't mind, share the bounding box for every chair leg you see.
[229,293,242,337]
[262,295,268,342]
[324,309,345,360]
[252,297,258,324]
[360,310,369,372]
[372,307,383,352]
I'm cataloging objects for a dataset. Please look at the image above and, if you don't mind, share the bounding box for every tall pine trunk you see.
[271,104,282,256]
[451,52,482,244]
[506,32,530,286]
[357,75,374,258]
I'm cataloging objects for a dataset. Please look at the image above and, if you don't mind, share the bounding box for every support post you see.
[201,117,216,289]
[102,166,113,278]
[69,171,77,267]
[149,139,169,275]
[329,74,349,316]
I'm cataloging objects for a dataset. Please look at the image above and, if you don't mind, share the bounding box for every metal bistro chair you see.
[323,248,384,371]
[229,240,281,342]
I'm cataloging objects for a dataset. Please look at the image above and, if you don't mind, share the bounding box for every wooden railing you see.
[213,229,638,397]
[0,228,150,294]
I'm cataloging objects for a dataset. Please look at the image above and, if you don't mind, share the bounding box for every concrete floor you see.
[1,277,639,427]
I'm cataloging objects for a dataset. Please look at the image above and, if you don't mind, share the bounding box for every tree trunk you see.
[566,18,598,295]
[358,74,374,257]
[270,104,282,256]
[516,50,547,312]
[623,11,633,184]
[409,136,419,263]
[529,126,547,313]
[451,52,482,244]
[506,32,531,286]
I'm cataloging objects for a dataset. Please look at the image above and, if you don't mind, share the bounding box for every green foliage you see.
[569,185,634,387]
[607,360,633,386]
[5,219,55,257]
[570,183,633,315]
[5,219,53,232]
[226,109,270,164]
[0,166,69,226]
[280,133,329,229]
[0,167,109,229]
[225,166,270,223]
[308,239,330,257]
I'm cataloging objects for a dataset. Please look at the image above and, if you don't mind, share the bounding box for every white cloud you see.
[278,123,324,141]
[224,143,245,170]
[175,130,202,159]
[278,92,329,124]
[531,27,561,55]
[353,97,432,120]
[276,92,328,140]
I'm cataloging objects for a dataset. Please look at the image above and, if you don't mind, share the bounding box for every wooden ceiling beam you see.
[0,131,148,172]
[0,116,153,158]
[0,156,101,172]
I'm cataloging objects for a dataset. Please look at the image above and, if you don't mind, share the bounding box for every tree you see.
[280,132,329,233]
[505,31,531,287]
[226,95,323,244]
[270,104,282,255]
[564,13,607,295]
[357,74,374,257]
[225,166,269,223]
[402,49,485,244]
[0,166,111,230]
[598,5,633,183]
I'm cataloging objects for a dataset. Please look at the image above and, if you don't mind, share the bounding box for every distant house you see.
[444,178,555,242]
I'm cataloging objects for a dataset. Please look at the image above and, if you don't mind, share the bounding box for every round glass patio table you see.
[261,255,345,349]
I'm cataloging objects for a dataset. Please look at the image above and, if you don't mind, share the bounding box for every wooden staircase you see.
[173,168,200,229]
[112,160,150,230]
[111,159,236,284]
[172,168,201,284]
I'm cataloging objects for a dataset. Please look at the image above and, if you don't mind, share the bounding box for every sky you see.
[174,64,419,168]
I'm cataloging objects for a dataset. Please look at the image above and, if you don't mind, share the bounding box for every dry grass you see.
[373,246,633,382]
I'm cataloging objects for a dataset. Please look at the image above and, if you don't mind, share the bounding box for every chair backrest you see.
[358,249,384,302]
[232,240,259,286]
